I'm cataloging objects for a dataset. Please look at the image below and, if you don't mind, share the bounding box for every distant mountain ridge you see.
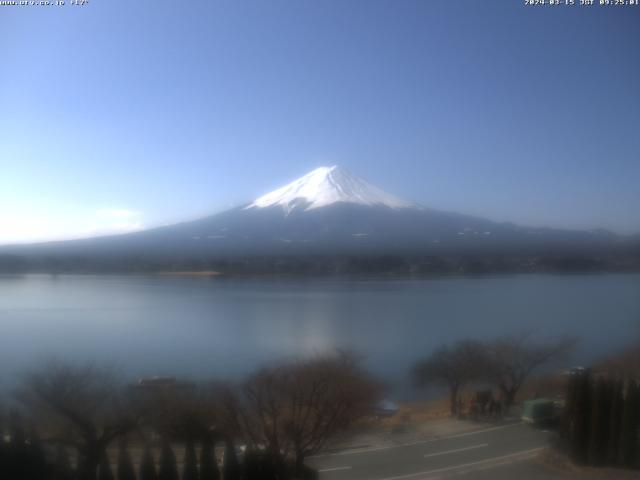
[1,166,638,274]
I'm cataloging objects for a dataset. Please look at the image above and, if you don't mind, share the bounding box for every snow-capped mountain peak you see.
[245,166,415,213]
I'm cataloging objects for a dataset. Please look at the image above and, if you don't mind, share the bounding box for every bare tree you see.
[413,340,487,415]
[599,339,640,377]
[484,334,576,409]
[17,361,139,480]
[227,352,380,474]
[285,353,379,471]
[134,381,224,441]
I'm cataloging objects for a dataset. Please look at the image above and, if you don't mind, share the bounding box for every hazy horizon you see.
[2,163,640,247]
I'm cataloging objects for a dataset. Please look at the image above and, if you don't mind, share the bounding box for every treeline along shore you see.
[1,251,640,275]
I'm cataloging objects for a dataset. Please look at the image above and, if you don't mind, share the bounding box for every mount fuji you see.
[0,166,635,273]
[245,166,415,213]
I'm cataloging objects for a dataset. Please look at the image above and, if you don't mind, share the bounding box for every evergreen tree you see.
[243,450,261,480]
[8,411,29,480]
[607,378,623,466]
[243,450,283,480]
[0,408,4,473]
[158,439,179,480]
[183,438,199,480]
[619,379,639,468]
[222,441,241,480]
[28,428,49,480]
[98,451,115,480]
[562,371,578,443]
[77,455,89,480]
[0,431,4,480]
[570,370,591,464]
[139,444,157,480]
[199,436,219,480]
[52,445,73,480]
[117,442,136,480]
[587,376,609,466]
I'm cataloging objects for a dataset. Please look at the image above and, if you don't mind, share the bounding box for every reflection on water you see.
[1,273,639,397]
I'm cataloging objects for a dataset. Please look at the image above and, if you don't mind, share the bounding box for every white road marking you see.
[423,443,488,458]
[318,466,352,473]
[310,422,522,458]
[423,422,523,443]
[376,447,544,480]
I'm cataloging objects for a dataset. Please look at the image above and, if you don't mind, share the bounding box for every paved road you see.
[309,422,553,480]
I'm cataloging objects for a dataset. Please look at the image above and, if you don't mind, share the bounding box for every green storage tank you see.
[522,398,556,424]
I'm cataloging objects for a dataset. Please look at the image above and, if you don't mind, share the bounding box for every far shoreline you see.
[155,270,222,277]
[2,270,640,281]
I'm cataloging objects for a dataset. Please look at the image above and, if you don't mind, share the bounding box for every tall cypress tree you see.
[0,412,4,480]
[8,411,28,480]
[28,428,49,480]
[619,379,639,468]
[571,370,591,464]
[222,441,241,480]
[98,451,115,480]
[587,376,609,466]
[117,442,136,480]
[0,434,4,480]
[183,438,199,480]
[607,378,623,466]
[243,450,261,480]
[158,439,179,480]
[139,444,157,480]
[562,372,578,443]
[199,436,219,480]
[52,445,73,480]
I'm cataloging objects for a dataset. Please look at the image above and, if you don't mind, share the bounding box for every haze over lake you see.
[1,274,639,397]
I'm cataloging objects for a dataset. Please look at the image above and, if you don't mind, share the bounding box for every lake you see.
[1,273,639,398]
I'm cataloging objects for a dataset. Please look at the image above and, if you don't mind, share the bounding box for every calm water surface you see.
[1,273,639,397]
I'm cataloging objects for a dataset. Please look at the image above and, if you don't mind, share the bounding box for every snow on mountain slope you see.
[245,166,416,213]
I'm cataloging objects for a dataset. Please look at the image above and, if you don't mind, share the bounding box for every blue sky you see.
[1,0,639,243]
